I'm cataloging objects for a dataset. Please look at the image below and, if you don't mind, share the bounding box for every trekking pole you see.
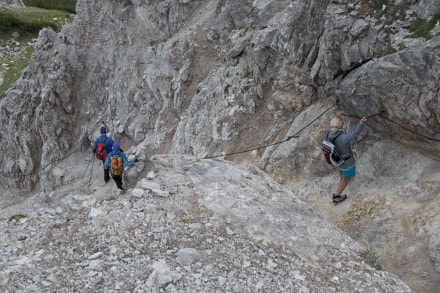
[88,155,95,187]
[82,153,94,178]
[101,120,109,131]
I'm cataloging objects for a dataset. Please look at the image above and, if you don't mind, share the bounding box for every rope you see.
[204,103,336,159]
[341,111,384,119]
[0,121,130,181]
[379,115,440,142]
[0,149,80,179]
[204,103,438,160]
[369,122,440,164]
[342,110,440,142]
[1,102,436,180]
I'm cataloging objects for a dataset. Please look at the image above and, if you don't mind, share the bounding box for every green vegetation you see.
[8,213,27,222]
[358,1,440,39]
[359,0,408,24]
[377,42,397,58]
[0,7,72,37]
[0,45,33,96]
[224,84,231,94]
[33,95,41,107]
[181,214,190,224]
[23,0,77,14]
[408,11,440,40]
[0,6,74,97]
[0,11,56,36]
[244,69,252,79]
[360,247,382,270]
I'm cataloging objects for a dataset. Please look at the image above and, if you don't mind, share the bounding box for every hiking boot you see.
[333,194,347,205]
[116,188,126,196]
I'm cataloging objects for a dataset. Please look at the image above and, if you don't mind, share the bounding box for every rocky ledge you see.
[0,155,411,292]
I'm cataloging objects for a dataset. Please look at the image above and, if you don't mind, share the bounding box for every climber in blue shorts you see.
[326,114,367,204]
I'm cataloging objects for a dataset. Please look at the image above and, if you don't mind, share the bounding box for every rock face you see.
[1,0,439,191]
[336,40,440,156]
[0,0,440,291]
[413,0,440,18]
[1,0,24,6]
[0,155,412,292]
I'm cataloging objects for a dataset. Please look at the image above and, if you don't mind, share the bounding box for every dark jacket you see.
[327,123,364,169]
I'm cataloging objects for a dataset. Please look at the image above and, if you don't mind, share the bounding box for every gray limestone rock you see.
[0,155,412,292]
[335,39,440,157]
[0,0,440,291]
[412,0,440,19]
[2,0,24,6]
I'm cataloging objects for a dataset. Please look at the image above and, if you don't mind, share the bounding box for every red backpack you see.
[96,137,108,160]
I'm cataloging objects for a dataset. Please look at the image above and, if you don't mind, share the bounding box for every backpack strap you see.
[332,131,343,142]
[332,131,352,160]
[327,131,343,143]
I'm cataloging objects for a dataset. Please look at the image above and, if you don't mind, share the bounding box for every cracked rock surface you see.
[0,155,412,292]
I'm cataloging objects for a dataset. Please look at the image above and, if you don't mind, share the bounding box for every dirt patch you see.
[301,187,440,293]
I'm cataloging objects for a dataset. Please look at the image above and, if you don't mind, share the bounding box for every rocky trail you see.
[0,154,413,292]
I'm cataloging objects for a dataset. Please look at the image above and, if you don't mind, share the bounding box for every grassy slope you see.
[0,6,74,97]
[23,0,77,14]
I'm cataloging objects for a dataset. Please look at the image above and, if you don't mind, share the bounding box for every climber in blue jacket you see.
[104,142,137,190]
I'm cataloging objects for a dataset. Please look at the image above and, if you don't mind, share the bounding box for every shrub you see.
[0,12,21,31]
[23,19,57,32]
[0,46,34,97]
[377,42,397,57]
[0,11,57,35]
[23,0,77,14]
[360,247,382,270]
[358,1,408,24]
[408,11,440,40]
[181,215,190,224]
[9,214,27,222]
[0,6,73,97]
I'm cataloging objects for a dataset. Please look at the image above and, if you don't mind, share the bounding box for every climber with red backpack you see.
[104,142,138,190]
[323,113,367,204]
[93,127,115,183]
